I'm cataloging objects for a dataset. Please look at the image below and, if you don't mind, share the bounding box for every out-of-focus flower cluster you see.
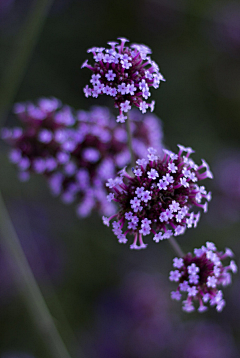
[103,145,212,249]
[82,37,165,122]
[2,98,164,217]
[170,241,237,312]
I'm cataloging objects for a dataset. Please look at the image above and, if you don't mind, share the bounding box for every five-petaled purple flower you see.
[103,145,213,249]
[169,242,237,312]
[81,37,165,120]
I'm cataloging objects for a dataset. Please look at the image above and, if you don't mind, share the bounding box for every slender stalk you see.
[0,0,55,125]
[125,112,135,168]
[168,236,185,257]
[16,188,79,353]
[0,191,73,358]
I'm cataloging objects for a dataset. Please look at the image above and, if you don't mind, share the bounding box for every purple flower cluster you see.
[103,145,212,249]
[2,97,75,181]
[2,98,164,217]
[2,35,237,316]
[170,242,237,312]
[81,37,165,122]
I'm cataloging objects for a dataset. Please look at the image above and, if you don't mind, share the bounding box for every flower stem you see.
[168,237,185,257]
[0,191,74,358]
[126,112,135,168]
[0,0,55,125]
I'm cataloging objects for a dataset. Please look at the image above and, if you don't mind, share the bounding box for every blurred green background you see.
[0,0,240,357]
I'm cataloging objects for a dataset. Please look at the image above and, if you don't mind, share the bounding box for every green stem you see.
[168,236,185,257]
[125,112,135,168]
[0,191,73,358]
[0,0,55,125]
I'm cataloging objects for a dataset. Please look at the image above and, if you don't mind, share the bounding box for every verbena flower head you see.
[51,107,164,217]
[1,97,74,181]
[103,145,213,249]
[81,37,165,121]
[2,100,164,217]
[169,242,237,313]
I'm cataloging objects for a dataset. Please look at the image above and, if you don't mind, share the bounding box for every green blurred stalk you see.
[0,1,75,356]
[0,191,73,358]
[0,0,54,125]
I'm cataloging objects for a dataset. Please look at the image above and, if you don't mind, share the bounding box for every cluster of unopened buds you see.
[3,37,237,313]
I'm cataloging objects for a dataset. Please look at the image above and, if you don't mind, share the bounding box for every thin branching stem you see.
[168,236,185,257]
